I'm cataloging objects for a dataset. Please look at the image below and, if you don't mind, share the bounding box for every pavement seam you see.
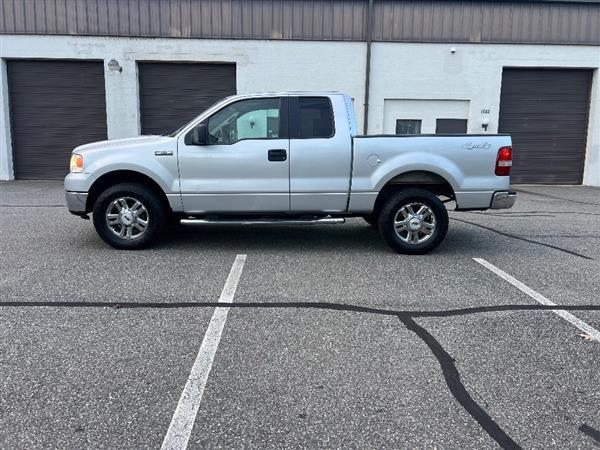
[514,189,600,207]
[3,300,600,448]
[451,217,594,260]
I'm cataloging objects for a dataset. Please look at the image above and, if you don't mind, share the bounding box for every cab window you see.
[207,98,280,145]
[297,97,334,139]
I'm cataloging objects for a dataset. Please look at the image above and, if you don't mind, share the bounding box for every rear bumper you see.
[490,191,516,209]
[65,191,88,215]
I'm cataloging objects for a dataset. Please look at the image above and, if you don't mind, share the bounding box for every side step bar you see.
[180,217,345,226]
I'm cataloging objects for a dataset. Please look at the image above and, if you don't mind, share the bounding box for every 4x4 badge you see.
[463,142,491,150]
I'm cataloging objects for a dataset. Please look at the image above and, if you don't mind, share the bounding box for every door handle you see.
[268,149,287,162]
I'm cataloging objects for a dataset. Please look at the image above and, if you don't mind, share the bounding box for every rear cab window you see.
[291,96,335,139]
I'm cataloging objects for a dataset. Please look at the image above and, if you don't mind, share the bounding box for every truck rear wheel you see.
[377,188,448,254]
[92,183,166,250]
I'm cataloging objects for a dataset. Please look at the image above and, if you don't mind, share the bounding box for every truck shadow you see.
[158,222,391,253]
[155,220,590,260]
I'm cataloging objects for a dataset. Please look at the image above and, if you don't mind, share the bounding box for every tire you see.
[362,214,378,227]
[167,213,181,227]
[377,188,448,255]
[92,183,166,250]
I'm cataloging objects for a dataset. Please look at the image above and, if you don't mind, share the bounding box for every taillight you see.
[495,146,512,176]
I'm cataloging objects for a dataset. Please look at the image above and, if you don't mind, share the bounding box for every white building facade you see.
[1,0,599,185]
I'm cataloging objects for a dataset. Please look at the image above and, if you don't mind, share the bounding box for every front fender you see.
[86,161,177,194]
[72,135,180,194]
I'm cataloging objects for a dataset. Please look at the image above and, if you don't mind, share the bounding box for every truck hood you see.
[73,135,175,155]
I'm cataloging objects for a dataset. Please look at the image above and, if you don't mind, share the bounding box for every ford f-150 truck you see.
[65,92,516,254]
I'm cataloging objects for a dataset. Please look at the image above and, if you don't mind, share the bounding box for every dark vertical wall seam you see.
[363,0,373,134]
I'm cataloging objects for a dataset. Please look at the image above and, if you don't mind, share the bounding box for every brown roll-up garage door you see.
[138,62,236,136]
[498,68,592,184]
[7,60,107,180]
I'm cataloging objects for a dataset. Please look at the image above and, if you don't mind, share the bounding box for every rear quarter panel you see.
[350,135,512,211]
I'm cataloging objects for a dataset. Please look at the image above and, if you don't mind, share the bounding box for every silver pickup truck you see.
[65,91,515,254]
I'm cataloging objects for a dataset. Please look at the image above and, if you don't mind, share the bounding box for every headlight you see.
[70,154,83,173]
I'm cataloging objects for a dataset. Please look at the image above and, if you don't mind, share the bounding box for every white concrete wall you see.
[0,58,14,180]
[369,42,600,185]
[383,99,470,134]
[1,35,600,185]
[583,69,600,186]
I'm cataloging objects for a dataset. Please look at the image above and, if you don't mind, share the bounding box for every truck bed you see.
[349,134,513,212]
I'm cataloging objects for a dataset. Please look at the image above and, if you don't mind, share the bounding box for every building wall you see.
[1,34,599,186]
[586,70,600,186]
[368,42,600,185]
[372,1,600,45]
[2,0,599,46]
[0,34,367,180]
[0,58,13,180]
[383,99,470,134]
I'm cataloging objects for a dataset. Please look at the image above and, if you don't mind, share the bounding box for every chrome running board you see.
[180,217,345,225]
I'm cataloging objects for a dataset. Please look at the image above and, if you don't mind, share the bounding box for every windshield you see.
[166,98,229,137]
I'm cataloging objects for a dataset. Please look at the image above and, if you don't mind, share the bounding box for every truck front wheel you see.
[377,188,448,254]
[92,183,166,250]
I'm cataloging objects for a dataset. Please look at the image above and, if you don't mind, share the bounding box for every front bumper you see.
[65,191,88,215]
[490,191,516,209]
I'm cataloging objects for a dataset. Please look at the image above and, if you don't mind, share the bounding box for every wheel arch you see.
[86,170,172,213]
[372,170,455,218]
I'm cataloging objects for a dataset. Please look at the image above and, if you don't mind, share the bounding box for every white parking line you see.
[474,258,600,341]
[161,254,247,450]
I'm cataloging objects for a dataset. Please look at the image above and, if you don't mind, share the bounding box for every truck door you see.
[178,96,290,213]
[289,96,352,212]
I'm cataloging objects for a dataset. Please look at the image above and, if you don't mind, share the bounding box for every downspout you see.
[363,0,374,135]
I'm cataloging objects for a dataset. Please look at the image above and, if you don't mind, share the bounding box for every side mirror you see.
[185,123,208,146]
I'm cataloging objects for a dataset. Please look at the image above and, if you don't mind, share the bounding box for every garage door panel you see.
[499,68,592,185]
[7,60,107,180]
[10,97,107,108]
[138,62,236,136]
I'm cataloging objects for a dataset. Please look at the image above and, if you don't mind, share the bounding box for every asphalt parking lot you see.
[1,181,600,449]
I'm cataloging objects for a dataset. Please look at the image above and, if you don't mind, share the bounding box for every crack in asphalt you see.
[516,235,600,239]
[3,300,600,449]
[514,189,600,207]
[399,315,521,449]
[2,301,599,316]
[0,204,66,208]
[470,214,557,218]
[579,424,600,444]
[468,211,600,217]
[450,217,594,260]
